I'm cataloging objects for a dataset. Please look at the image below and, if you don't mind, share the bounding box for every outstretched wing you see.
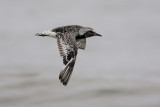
[57,33,78,86]
[76,39,86,50]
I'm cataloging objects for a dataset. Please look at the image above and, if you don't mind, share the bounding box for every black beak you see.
[95,33,102,37]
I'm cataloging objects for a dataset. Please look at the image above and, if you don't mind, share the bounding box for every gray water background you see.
[0,0,160,107]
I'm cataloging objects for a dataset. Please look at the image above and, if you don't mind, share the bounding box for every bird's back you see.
[52,25,82,33]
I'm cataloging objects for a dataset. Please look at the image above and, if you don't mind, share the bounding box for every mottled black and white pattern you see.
[36,25,101,86]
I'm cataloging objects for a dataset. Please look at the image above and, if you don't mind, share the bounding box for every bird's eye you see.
[88,31,93,33]
[87,31,94,34]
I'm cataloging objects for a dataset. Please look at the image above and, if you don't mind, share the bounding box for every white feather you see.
[41,30,57,38]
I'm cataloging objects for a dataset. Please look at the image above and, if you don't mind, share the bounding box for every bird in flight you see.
[36,25,101,86]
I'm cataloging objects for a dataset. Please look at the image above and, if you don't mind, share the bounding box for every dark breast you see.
[76,34,86,40]
[76,31,94,40]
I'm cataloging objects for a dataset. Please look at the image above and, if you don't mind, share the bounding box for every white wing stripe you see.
[58,38,68,56]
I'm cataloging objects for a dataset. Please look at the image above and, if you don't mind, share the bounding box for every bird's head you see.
[79,27,102,38]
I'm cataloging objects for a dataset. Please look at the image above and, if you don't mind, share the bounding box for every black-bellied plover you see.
[36,25,101,86]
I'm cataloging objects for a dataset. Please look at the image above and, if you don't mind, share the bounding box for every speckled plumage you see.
[36,25,101,86]
[52,25,82,33]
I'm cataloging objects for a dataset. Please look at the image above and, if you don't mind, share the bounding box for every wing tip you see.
[59,59,75,86]
[59,71,71,86]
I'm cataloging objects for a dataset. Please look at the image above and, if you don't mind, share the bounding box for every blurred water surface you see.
[0,0,160,107]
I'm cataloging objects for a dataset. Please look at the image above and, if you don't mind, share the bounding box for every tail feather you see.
[35,30,50,37]
[35,30,57,38]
